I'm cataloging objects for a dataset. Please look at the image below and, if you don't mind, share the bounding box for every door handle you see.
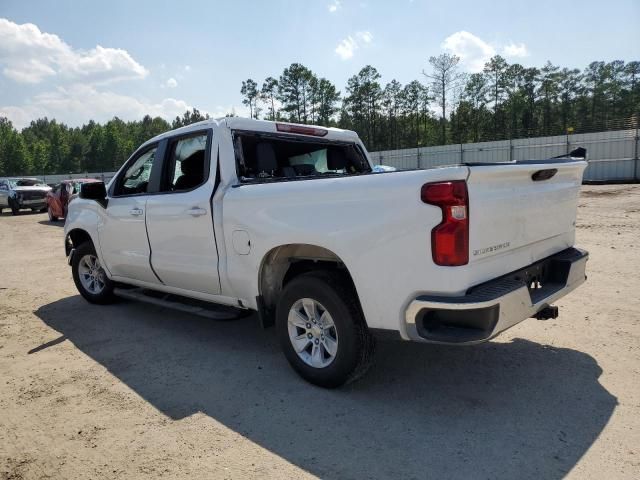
[187,207,207,217]
[129,208,143,216]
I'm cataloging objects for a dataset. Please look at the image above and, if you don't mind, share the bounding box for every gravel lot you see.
[1,184,639,480]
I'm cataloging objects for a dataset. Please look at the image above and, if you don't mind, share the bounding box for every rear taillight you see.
[421,180,469,266]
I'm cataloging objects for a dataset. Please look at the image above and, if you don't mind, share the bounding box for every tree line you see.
[241,56,639,151]
[0,109,209,176]
[1,56,638,176]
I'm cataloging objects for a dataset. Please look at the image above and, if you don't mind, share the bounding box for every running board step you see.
[113,287,248,320]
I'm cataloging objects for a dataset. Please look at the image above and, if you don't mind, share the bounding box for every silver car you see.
[0,178,52,215]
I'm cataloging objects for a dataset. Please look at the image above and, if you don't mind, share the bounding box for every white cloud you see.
[0,18,148,84]
[0,84,193,129]
[441,31,496,72]
[441,31,530,72]
[335,31,373,60]
[335,36,358,60]
[328,1,341,13]
[502,42,529,58]
[0,105,46,129]
[208,104,251,118]
[356,31,373,44]
[166,77,178,88]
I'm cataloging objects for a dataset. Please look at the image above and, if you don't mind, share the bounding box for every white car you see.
[0,177,51,215]
[64,118,588,387]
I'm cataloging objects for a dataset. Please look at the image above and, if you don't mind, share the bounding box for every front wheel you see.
[276,270,375,388]
[72,242,116,304]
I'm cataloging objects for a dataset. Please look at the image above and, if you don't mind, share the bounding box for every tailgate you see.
[466,159,586,267]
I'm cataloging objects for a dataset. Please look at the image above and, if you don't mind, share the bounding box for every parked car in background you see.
[46,178,100,221]
[0,178,51,215]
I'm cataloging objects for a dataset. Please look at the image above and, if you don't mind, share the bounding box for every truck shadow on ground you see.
[37,219,64,227]
[35,296,616,480]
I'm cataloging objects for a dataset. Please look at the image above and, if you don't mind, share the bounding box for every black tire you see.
[9,199,19,215]
[47,206,58,222]
[276,270,375,388]
[72,242,116,304]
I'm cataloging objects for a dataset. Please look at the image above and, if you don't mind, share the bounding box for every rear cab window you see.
[233,132,371,183]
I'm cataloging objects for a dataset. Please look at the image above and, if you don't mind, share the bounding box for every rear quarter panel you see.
[221,167,468,332]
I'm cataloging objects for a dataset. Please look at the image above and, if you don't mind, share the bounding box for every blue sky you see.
[1,0,638,129]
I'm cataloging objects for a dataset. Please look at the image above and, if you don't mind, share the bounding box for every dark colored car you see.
[46,179,101,221]
[0,177,51,215]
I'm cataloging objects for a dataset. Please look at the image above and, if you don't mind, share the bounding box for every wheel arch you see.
[65,228,95,257]
[257,243,362,325]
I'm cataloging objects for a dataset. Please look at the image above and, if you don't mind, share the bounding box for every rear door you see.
[144,129,221,295]
[98,143,164,284]
[466,159,587,268]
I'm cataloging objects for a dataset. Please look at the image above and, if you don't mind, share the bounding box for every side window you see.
[114,146,158,196]
[162,133,208,192]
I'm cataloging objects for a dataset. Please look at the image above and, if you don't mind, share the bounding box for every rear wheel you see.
[72,242,116,304]
[276,270,375,388]
[48,206,58,221]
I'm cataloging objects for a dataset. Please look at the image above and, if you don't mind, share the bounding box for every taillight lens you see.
[421,181,469,266]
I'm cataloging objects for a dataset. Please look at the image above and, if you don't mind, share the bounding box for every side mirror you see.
[80,182,108,208]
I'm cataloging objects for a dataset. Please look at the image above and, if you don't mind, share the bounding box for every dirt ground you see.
[0,185,639,480]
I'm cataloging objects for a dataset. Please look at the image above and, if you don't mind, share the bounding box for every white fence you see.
[369,129,640,182]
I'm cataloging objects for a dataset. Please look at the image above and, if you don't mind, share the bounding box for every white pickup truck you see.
[64,118,588,387]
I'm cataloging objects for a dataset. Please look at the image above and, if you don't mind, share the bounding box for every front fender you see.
[64,199,110,276]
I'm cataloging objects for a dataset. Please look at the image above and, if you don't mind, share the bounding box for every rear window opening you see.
[234,132,371,183]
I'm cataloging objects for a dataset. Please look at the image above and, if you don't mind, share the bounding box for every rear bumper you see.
[404,247,588,345]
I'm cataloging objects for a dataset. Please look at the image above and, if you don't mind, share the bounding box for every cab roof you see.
[142,117,360,148]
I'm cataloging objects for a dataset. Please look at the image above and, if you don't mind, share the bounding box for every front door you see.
[98,144,162,284]
[144,130,221,295]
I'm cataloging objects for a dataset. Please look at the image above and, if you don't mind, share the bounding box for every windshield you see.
[8,179,46,187]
